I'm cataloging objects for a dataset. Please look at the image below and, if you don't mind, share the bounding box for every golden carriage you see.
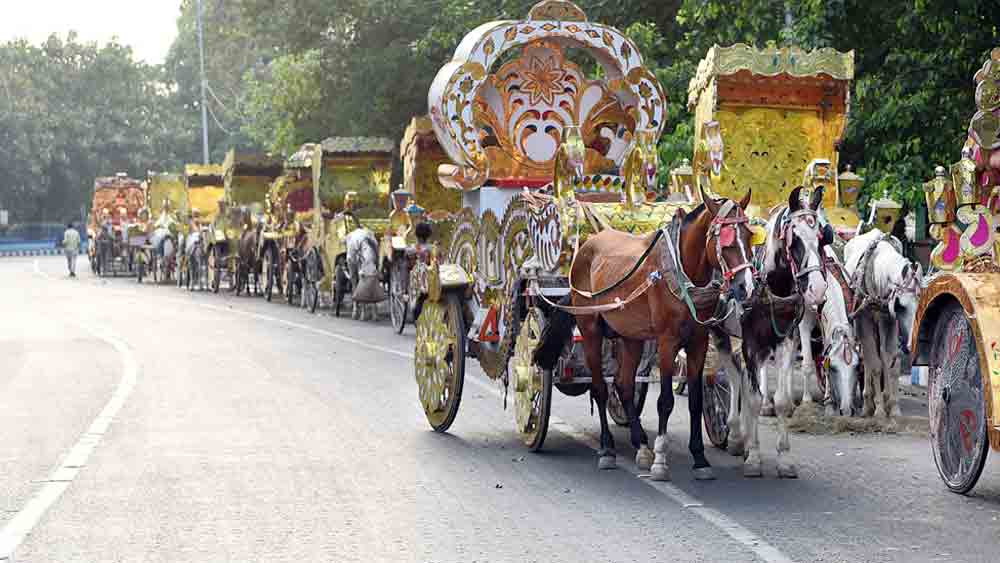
[180,164,224,291]
[295,137,394,314]
[689,43,860,236]
[410,0,689,448]
[87,174,146,277]
[206,149,283,294]
[137,172,187,284]
[912,47,1000,494]
[259,146,316,304]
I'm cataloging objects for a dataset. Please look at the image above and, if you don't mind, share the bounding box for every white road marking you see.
[29,258,793,563]
[0,322,138,562]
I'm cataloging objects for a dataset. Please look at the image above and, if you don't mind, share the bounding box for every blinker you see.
[749,225,767,246]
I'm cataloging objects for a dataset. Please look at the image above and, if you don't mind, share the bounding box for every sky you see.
[0,1,183,64]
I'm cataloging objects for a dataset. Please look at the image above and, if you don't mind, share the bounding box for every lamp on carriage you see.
[950,157,979,207]
[670,158,694,202]
[837,165,863,208]
[924,165,956,225]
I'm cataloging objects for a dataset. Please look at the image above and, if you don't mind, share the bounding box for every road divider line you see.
[178,295,794,563]
[0,323,138,562]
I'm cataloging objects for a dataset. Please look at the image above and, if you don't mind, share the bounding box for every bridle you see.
[781,208,827,282]
[707,199,754,291]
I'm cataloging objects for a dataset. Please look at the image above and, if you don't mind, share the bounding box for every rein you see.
[848,233,917,320]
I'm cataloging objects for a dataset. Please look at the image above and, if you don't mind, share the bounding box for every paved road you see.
[2,257,999,562]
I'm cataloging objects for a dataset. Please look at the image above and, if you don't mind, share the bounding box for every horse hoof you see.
[598,455,617,471]
[777,462,798,479]
[862,403,875,418]
[743,456,763,478]
[650,464,670,481]
[635,446,654,471]
[693,466,716,481]
[874,406,887,420]
[761,404,776,417]
[726,441,746,458]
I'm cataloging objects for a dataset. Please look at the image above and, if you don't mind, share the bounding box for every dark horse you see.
[721,186,831,478]
[535,188,755,480]
[237,223,262,296]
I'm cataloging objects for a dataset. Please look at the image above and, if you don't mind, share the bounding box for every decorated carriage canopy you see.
[146,172,186,231]
[688,43,857,226]
[223,149,284,209]
[184,163,225,225]
[310,136,394,218]
[401,116,461,213]
[427,0,666,193]
[89,174,145,231]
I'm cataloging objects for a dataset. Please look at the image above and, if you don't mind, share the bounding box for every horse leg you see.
[651,334,678,481]
[713,332,745,457]
[880,315,901,418]
[581,321,615,470]
[798,311,817,405]
[685,330,714,480]
[857,314,880,418]
[774,337,798,478]
[618,339,652,470]
[742,348,764,478]
[759,349,775,416]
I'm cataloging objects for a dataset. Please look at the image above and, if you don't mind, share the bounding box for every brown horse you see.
[535,188,755,479]
[237,223,262,296]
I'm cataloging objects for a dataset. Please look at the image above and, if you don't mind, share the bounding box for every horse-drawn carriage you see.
[180,164,225,291]
[297,137,394,316]
[260,146,316,304]
[206,150,283,295]
[409,0,699,454]
[912,47,1000,494]
[137,172,186,284]
[87,174,146,277]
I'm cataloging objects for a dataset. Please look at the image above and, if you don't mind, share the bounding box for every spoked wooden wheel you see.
[929,303,989,494]
[414,293,466,433]
[390,258,408,334]
[608,381,649,427]
[511,307,552,451]
[703,366,732,449]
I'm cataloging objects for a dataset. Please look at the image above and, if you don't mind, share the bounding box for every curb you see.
[0,248,64,258]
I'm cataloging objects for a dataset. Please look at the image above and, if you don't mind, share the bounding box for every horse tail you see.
[533,294,576,372]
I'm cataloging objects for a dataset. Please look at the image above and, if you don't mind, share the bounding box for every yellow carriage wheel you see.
[511,308,552,451]
[414,293,466,432]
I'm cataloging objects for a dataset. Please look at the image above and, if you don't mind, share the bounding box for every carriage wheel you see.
[929,303,989,494]
[415,292,466,433]
[703,366,732,449]
[511,307,552,451]
[390,259,408,334]
[334,258,348,318]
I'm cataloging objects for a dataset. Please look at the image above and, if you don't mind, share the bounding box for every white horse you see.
[844,229,921,418]
[346,227,383,321]
[796,247,861,416]
[149,227,176,281]
[722,186,829,478]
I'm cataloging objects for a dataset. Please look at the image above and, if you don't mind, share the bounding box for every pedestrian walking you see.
[62,222,81,277]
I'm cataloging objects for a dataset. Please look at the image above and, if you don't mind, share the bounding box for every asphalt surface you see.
[2,256,999,562]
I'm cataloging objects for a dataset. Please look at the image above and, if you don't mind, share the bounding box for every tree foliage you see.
[4,0,1000,222]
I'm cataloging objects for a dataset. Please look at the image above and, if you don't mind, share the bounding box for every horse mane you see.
[681,203,706,228]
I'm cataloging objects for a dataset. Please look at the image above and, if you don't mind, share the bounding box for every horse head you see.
[891,261,922,357]
[826,324,860,416]
[779,186,828,308]
[700,186,756,302]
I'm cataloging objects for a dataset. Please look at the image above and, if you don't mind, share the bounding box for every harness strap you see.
[535,273,660,315]
[571,228,664,299]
